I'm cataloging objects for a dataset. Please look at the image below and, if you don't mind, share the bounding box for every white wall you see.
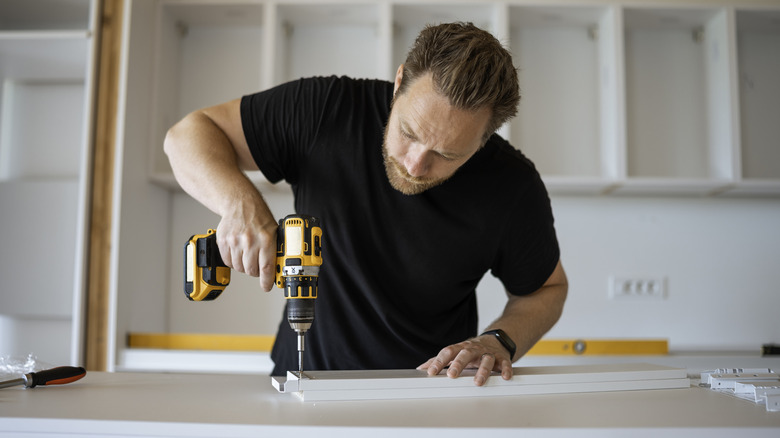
[478,195,780,352]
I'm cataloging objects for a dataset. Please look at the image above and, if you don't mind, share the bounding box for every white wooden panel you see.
[0,35,89,81]
[0,0,91,30]
[152,25,264,176]
[0,80,84,180]
[625,27,708,178]
[598,6,626,181]
[704,9,738,181]
[278,4,380,83]
[177,26,263,116]
[110,0,171,368]
[118,349,274,374]
[513,26,600,177]
[0,180,78,317]
[285,25,378,82]
[0,316,71,365]
[510,7,603,178]
[736,11,780,180]
[277,363,690,402]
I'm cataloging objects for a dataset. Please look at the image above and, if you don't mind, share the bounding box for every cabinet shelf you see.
[0,32,90,80]
[611,178,734,196]
[541,176,619,196]
[0,0,92,31]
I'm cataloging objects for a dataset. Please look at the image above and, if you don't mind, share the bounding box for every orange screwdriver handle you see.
[24,366,86,388]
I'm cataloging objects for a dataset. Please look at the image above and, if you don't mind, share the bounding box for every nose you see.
[403,145,430,178]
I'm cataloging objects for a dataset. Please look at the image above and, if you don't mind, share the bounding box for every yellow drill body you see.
[184,214,323,375]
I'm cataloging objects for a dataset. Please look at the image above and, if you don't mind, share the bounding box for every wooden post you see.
[85,0,124,371]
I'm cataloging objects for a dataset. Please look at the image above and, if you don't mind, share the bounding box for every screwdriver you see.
[0,366,86,389]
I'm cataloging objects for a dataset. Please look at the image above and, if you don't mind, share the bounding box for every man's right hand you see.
[215,205,279,292]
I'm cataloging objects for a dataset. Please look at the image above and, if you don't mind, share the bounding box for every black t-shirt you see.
[240,76,560,376]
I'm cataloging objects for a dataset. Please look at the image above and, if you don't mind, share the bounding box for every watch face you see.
[484,329,516,357]
[496,330,515,350]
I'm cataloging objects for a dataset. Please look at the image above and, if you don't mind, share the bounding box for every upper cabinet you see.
[148,2,266,187]
[733,9,780,195]
[507,5,619,194]
[617,6,737,195]
[133,0,780,197]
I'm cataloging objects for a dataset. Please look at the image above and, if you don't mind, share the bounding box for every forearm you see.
[483,276,568,362]
[420,260,567,385]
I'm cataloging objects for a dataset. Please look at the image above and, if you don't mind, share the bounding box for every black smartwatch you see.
[480,329,516,359]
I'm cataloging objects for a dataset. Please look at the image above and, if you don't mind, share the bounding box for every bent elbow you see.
[163,119,184,160]
[163,111,202,162]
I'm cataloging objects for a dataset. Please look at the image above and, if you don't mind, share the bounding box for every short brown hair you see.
[398,22,520,139]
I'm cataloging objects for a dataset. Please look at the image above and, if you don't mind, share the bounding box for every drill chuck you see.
[285,290,315,332]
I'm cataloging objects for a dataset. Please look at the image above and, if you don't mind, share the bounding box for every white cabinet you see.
[732,9,780,195]
[112,0,780,373]
[508,5,619,194]
[616,7,736,195]
[0,0,97,365]
[148,1,266,187]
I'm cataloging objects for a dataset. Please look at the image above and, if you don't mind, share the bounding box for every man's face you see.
[382,70,491,195]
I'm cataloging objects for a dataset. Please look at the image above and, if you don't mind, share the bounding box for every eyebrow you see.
[399,120,465,160]
[399,120,419,141]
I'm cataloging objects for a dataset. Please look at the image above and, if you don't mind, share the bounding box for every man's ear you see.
[393,64,404,96]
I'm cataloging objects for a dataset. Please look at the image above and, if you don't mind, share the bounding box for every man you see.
[164,22,567,387]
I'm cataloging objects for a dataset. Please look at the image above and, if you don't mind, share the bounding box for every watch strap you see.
[480,329,517,359]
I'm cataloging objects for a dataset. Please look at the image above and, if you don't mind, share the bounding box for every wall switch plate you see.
[609,275,667,300]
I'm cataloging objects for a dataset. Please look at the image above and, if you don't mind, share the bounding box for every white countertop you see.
[2,354,779,437]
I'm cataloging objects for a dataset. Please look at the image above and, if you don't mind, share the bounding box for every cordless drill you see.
[184,214,323,374]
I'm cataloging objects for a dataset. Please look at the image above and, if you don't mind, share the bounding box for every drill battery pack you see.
[184,229,230,301]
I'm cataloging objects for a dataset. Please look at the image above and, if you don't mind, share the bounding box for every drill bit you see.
[297,331,305,375]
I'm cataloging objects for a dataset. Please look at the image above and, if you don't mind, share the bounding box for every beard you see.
[381,129,450,196]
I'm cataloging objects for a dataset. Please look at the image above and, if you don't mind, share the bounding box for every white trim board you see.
[273,362,691,402]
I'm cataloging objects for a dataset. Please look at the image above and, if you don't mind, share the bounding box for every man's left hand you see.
[417,335,513,386]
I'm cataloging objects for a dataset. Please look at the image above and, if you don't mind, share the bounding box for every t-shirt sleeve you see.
[491,170,561,296]
[240,77,333,185]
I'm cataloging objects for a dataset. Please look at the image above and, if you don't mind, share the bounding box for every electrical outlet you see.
[609,276,666,300]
